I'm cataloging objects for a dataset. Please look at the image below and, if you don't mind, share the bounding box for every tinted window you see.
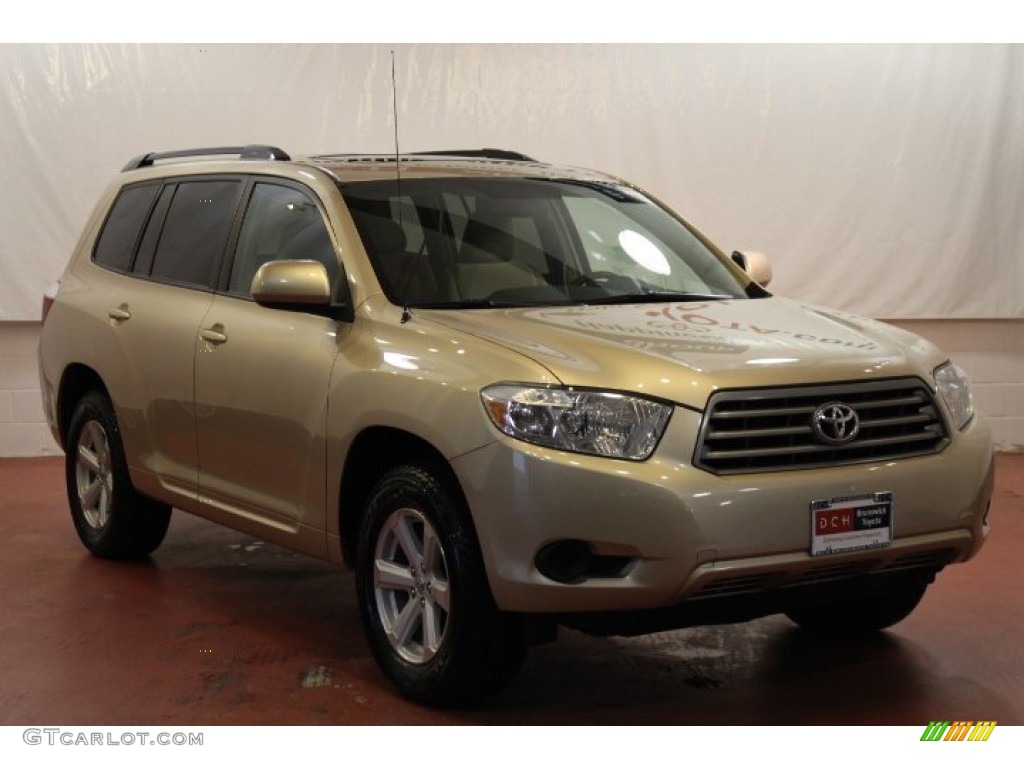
[229,183,336,296]
[149,180,242,287]
[132,185,175,276]
[93,184,160,271]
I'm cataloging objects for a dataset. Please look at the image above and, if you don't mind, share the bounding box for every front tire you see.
[65,391,171,559]
[785,577,929,634]
[355,465,526,706]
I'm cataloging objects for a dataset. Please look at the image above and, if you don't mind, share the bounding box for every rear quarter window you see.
[92,183,161,272]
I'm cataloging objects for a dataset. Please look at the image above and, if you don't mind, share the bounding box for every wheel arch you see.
[56,364,111,450]
[338,426,470,568]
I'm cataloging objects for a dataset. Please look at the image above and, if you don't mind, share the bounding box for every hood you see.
[423,297,944,409]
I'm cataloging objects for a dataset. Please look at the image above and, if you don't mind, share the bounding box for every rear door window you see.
[147,179,243,288]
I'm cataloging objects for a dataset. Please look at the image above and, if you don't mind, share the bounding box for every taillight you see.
[41,281,61,322]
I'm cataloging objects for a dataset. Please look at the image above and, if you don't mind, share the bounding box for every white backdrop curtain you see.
[1,43,1021,320]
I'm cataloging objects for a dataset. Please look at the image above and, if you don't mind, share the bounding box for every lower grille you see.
[694,378,949,474]
[877,548,958,573]
[690,548,957,600]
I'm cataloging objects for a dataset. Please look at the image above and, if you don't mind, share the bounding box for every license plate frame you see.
[810,492,893,557]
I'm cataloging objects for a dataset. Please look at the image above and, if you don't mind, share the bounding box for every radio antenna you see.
[390,49,412,324]
[391,49,401,184]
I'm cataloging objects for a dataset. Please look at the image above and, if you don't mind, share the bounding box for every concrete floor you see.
[1,455,1021,726]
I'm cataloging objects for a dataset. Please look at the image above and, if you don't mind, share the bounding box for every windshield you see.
[341,177,758,308]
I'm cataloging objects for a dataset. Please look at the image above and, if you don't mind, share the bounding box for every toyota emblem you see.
[812,402,860,445]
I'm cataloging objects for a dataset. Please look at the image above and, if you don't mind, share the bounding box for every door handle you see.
[107,307,131,322]
[200,327,228,345]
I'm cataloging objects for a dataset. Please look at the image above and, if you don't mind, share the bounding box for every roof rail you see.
[411,148,537,162]
[122,145,290,172]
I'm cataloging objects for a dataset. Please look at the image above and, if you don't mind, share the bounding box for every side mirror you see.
[731,250,773,287]
[251,260,331,307]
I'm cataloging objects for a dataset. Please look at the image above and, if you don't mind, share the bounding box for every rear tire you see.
[785,578,929,634]
[355,465,526,706]
[65,391,171,559]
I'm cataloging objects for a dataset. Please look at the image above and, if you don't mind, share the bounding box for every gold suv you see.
[38,146,993,704]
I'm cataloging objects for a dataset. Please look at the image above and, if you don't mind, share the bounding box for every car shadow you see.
[28,514,1016,726]
[468,617,1015,725]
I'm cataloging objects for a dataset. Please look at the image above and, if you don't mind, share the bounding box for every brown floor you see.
[1,455,1021,726]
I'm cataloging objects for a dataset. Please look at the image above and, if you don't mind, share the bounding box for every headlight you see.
[934,362,975,430]
[480,384,671,460]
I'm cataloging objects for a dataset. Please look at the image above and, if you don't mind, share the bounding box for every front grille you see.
[694,378,949,474]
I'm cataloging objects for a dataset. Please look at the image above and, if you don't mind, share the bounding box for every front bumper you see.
[452,407,993,614]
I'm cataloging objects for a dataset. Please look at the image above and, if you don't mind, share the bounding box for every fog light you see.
[535,540,593,583]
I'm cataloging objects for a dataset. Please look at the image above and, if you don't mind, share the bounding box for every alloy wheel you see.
[372,507,451,664]
[75,419,114,530]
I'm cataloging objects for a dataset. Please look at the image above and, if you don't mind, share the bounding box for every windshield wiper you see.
[412,292,733,310]
[411,299,505,310]
[411,298,573,310]
[585,292,733,305]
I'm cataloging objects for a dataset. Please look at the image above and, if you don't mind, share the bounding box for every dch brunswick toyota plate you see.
[810,492,894,557]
